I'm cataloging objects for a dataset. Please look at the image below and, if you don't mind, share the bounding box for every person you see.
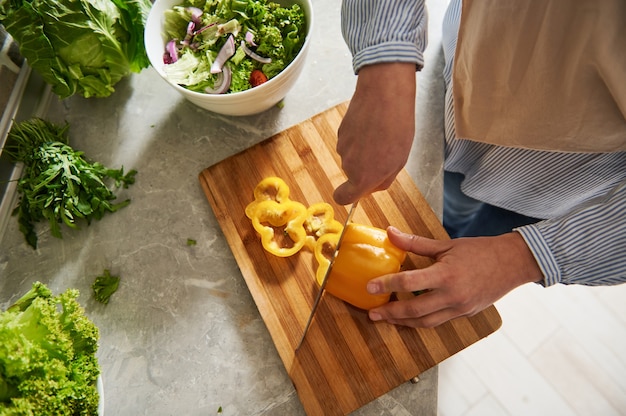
[335,0,626,328]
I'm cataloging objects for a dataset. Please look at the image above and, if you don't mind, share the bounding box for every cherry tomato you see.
[249,69,268,87]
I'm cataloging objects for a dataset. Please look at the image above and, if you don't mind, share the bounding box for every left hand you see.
[366,227,544,327]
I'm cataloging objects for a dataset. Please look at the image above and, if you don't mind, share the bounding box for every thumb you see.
[333,181,361,205]
[386,226,448,258]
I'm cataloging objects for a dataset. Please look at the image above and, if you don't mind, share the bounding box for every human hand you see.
[366,227,544,327]
[333,63,417,205]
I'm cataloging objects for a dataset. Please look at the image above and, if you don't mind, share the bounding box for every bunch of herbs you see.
[4,118,137,249]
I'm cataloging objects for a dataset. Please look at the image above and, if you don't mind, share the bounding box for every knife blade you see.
[295,201,358,351]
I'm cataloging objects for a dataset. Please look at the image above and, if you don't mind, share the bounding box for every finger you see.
[333,180,363,205]
[368,290,442,320]
[367,269,427,295]
[373,175,397,193]
[386,226,450,257]
[334,176,396,205]
[367,260,450,295]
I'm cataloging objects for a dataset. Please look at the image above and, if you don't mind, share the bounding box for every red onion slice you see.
[245,31,257,46]
[186,7,203,25]
[205,66,232,94]
[195,22,216,35]
[210,35,236,74]
[164,40,179,63]
[181,21,195,47]
[240,41,272,64]
[186,20,195,35]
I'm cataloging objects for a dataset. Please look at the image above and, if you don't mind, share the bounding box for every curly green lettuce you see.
[0,282,101,415]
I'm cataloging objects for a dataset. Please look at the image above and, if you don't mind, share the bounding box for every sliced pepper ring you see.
[304,202,344,250]
[313,232,340,284]
[245,176,292,220]
[250,199,308,257]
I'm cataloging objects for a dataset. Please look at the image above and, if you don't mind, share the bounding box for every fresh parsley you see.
[92,269,121,305]
[4,118,137,249]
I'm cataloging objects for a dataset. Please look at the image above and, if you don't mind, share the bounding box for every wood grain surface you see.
[199,102,502,416]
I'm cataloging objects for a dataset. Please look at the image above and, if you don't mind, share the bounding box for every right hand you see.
[333,63,417,205]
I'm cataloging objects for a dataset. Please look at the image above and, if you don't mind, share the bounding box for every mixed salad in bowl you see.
[161,0,307,95]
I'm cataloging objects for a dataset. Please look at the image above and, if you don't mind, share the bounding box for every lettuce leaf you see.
[0,0,151,99]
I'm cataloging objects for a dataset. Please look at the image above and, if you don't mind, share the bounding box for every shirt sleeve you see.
[515,179,626,287]
[341,0,428,74]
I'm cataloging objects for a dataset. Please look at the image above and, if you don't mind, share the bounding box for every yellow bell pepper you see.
[314,223,407,310]
[246,177,407,310]
[245,176,292,220]
[250,199,308,257]
[303,202,344,250]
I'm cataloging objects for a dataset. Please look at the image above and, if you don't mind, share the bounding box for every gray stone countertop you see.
[0,0,447,414]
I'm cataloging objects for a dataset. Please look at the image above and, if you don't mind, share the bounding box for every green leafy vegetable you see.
[0,282,101,415]
[186,238,197,246]
[92,269,121,305]
[162,0,306,93]
[0,0,152,98]
[4,118,137,249]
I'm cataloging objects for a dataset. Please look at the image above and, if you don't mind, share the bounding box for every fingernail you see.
[387,226,404,238]
[366,282,379,294]
[369,311,382,321]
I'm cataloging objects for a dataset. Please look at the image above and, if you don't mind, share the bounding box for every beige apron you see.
[452,0,626,152]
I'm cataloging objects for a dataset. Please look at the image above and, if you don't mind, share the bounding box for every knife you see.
[295,201,358,351]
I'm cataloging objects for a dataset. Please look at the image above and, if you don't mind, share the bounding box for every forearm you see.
[516,180,626,286]
[333,62,417,204]
[341,0,428,73]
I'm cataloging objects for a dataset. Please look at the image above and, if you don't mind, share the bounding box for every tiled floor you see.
[437,282,626,416]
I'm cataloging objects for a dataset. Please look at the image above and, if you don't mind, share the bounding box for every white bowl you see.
[145,0,313,116]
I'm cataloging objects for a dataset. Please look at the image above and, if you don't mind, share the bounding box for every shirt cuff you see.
[352,42,425,74]
[514,224,561,287]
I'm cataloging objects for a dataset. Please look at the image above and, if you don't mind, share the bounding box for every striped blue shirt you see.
[341,0,626,286]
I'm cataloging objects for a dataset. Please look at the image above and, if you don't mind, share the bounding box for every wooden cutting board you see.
[199,102,502,416]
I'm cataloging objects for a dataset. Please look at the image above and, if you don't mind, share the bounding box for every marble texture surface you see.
[0,0,448,414]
